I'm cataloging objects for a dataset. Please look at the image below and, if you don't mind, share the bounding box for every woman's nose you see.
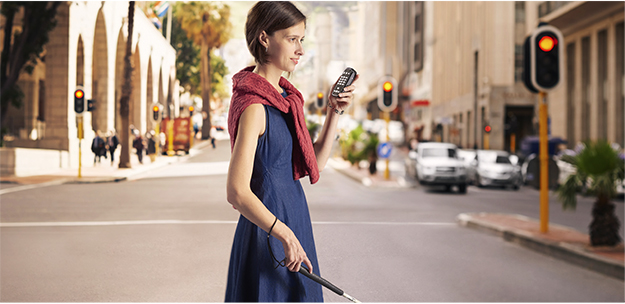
[296,42,304,56]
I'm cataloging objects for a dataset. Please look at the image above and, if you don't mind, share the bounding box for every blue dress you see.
[225,98,324,302]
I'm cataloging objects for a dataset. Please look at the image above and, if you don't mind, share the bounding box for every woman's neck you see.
[253,64,283,93]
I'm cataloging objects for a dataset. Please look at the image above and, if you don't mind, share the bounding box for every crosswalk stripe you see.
[0,220,455,228]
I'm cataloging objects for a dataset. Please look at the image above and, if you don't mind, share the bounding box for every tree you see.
[118,1,135,168]
[175,2,232,139]
[170,2,201,96]
[1,2,60,123]
[556,140,624,246]
[170,1,229,99]
[210,54,229,99]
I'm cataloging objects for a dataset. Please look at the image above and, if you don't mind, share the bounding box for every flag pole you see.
[166,3,172,44]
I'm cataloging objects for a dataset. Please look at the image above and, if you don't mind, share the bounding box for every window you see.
[515,2,525,24]
[616,22,624,146]
[422,148,457,158]
[598,30,608,140]
[514,45,524,82]
[37,80,45,122]
[566,42,575,146]
[581,36,590,141]
[413,1,424,72]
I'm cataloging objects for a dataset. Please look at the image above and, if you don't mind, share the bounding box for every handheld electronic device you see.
[331,67,357,98]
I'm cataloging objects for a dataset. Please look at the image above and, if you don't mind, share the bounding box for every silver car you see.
[405,142,468,193]
[470,150,522,190]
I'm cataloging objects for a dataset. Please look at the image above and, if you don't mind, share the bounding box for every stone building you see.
[410,1,624,152]
[1,1,178,176]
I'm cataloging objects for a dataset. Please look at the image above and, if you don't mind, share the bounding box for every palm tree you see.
[175,2,232,140]
[557,140,624,246]
[118,1,135,168]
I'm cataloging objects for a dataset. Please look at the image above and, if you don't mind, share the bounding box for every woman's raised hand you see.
[328,74,359,114]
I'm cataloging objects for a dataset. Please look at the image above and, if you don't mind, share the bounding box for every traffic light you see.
[152,105,160,121]
[74,88,85,113]
[315,92,325,109]
[87,99,95,111]
[377,77,397,112]
[484,124,492,134]
[189,106,194,115]
[529,24,563,92]
[523,36,539,93]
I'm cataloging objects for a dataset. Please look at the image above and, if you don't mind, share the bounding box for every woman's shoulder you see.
[239,103,265,123]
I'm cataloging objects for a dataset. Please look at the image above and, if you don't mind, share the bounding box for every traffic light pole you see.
[384,111,390,180]
[539,91,549,233]
[76,116,84,179]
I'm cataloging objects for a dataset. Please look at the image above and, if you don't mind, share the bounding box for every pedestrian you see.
[224,2,358,302]
[107,130,119,166]
[147,131,157,163]
[91,130,107,165]
[133,133,145,164]
[210,126,217,149]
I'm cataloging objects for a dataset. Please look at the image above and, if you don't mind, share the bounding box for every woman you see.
[225,1,358,302]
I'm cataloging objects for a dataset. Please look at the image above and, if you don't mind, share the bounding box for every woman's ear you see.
[259,31,269,49]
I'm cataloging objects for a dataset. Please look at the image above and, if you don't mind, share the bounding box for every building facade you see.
[408,1,624,152]
[1,2,178,176]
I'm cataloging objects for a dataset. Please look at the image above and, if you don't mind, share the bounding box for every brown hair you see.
[245,1,306,66]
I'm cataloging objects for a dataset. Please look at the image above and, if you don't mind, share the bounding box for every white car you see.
[406,142,468,193]
[471,150,522,190]
[457,149,477,184]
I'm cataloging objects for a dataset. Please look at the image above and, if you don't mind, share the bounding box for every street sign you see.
[377,142,392,159]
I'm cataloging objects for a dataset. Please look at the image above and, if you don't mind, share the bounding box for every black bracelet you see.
[268,216,278,236]
[327,103,344,115]
[267,216,286,268]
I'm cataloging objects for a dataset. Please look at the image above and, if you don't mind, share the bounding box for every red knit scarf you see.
[228,66,319,184]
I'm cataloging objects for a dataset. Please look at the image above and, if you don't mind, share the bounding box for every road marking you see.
[0,220,455,228]
[0,180,66,195]
[142,161,230,179]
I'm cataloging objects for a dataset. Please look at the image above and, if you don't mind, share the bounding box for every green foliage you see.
[1,2,60,121]
[339,125,379,166]
[306,120,321,142]
[170,1,231,98]
[210,54,229,98]
[171,3,201,96]
[557,140,624,210]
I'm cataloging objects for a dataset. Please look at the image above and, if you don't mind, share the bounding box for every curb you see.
[327,158,408,188]
[457,213,624,280]
[64,140,214,184]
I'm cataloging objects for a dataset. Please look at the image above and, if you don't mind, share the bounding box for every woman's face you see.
[265,21,305,72]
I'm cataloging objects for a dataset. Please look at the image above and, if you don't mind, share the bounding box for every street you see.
[1,141,623,302]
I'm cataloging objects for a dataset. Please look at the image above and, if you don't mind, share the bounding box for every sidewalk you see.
[458,213,624,280]
[327,157,409,188]
[0,139,213,190]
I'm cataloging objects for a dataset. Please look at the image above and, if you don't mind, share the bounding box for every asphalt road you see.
[1,140,623,302]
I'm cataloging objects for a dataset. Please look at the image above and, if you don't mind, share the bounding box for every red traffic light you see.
[153,105,159,112]
[383,81,393,92]
[538,36,556,52]
[189,106,194,112]
[484,125,492,133]
[317,92,323,99]
[75,89,84,99]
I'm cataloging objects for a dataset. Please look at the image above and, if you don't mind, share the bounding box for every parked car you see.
[469,150,522,190]
[457,149,477,184]
[405,142,467,193]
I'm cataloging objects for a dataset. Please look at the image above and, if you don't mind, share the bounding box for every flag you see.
[148,11,162,29]
[153,1,170,18]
